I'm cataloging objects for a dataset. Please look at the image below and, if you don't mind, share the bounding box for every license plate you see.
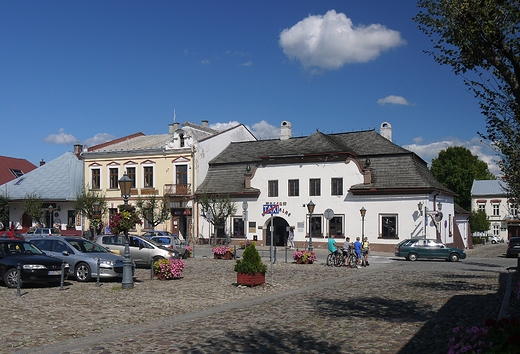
[48,270,62,275]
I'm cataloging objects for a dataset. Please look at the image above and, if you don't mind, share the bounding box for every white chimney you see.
[169,122,180,134]
[202,120,209,128]
[380,122,392,142]
[280,121,292,140]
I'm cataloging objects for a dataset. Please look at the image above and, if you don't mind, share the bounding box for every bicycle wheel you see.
[334,253,343,267]
[350,254,358,268]
[326,253,334,266]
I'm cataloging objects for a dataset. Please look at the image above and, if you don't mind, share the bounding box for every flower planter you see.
[214,251,233,259]
[295,259,313,264]
[237,272,265,286]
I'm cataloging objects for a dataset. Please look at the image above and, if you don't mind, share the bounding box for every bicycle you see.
[327,251,343,267]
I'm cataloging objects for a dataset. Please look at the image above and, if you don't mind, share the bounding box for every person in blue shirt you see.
[328,237,338,255]
[353,237,362,266]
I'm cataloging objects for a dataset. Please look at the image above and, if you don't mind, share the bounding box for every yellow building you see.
[82,120,256,242]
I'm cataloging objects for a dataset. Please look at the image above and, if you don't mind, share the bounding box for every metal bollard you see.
[60,262,65,290]
[274,247,277,264]
[16,263,21,297]
[285,247,288,263]
[96,259,100,287]
[151,261,155,280]
[233,245,237,259]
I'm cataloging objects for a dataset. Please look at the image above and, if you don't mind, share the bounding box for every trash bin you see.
[482,238,486,246]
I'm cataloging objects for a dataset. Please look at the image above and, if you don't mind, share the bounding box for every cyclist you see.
[342,237,353,267]
[362,237,370,266]
[353,237,362,267]
[328,236,339,257]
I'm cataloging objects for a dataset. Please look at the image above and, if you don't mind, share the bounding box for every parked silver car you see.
[94,235,180,267]
[23,227,62,239]
[30,236,134,282]
[143,234,187,258]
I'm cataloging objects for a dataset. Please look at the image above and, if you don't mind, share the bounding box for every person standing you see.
[362,237,370,266]
[288,227,295,249]
[342,237,353,268]
[354,237,362,266]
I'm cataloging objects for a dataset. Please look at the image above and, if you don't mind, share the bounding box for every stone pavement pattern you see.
[3,244,517,354]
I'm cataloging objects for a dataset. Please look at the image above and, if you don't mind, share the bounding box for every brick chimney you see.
[40,159,45,166]
[74,143,83,158]
[202,120,209,128]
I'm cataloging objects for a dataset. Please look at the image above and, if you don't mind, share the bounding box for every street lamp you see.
[307,200,315,251]
[360,207,366,241]
[48,205,54,230]
[92,201,100,238]
[118,173,134,289]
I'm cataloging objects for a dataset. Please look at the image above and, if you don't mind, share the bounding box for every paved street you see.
[4,243,519,354]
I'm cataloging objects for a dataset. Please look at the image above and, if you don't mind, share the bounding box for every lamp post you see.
[92,201,100,238]
[360,207,366,241]
[48,205,54,231]
[307,200,315,251]
[118,173,134,289]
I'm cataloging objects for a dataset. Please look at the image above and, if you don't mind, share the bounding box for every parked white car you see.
[488,236,504,244]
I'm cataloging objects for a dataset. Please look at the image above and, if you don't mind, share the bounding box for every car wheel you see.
[407,253,418,262]
[4,268,19,288]
[491,240,497,244]
[75,262,91,282]
[449,253,460,262]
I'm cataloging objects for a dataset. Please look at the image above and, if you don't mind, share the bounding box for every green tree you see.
[135,194,170,230]
[22,193,43,226]
[0,195,11,230]
[197,193,237,245]
[430,146,495,210]
[414,1,520,202]
[74,187,106,237]
[469,210,491,234]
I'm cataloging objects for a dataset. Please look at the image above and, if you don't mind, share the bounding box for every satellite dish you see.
[434,212,443,223]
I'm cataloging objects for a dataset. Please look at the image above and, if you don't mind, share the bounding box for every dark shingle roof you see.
[197,130,455,196]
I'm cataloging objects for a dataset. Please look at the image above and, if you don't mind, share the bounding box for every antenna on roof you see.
[173,109,176,123]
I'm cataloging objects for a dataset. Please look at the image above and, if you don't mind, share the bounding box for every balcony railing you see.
[164,184,191,196]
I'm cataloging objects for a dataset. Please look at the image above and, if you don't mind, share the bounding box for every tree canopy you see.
[135,194,170,230]
[414,0,520,201]
[0,195,11,230]
[197,193,237,244]
[430,146,495,209]
[21,192,43,226]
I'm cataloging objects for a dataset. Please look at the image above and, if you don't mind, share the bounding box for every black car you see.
[506,237,520,258]
[0,240,69,288]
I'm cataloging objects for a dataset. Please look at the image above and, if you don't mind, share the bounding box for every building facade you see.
[196,122,462,252]
[471,179,519,240]
[82,120,256,241]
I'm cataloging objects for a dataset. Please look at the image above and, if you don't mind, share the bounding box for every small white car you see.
[488,236,503,244]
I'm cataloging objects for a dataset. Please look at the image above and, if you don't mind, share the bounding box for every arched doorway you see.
[265,216,289,247]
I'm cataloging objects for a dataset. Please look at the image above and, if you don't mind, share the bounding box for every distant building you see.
[196,121,463,252]
[0,149,84,234]
[82,120,256,240]
[471,179,519,240]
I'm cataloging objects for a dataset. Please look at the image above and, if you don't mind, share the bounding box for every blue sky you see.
[0,1,500,175]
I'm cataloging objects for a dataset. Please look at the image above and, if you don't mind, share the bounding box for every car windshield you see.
[1,242,45,255]
[66,238,109,253]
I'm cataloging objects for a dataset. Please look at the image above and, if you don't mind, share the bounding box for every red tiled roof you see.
[0,156,37,185]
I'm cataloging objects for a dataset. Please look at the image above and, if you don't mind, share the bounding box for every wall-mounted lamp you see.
[418,201,423,215]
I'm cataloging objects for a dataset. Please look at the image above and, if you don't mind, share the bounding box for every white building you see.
[471,179,520,240]
[196,122,463,252]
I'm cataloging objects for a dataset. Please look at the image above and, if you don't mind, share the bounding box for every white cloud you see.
[83,133,117,148]
[210,120,280,140]
[240,61,253,67]
[404,137,501,177]
[44,128,77,145]
[251,120,280,140]
[377,95,411,106]
[201,59,210,65]
[279,10,405,70]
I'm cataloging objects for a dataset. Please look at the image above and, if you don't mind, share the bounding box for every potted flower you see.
[239,239,255,249]
[293,250,317,264]
[212,245,234,259]
[185,245,193,258]
[153,258,185,280]
[234,243,267,286]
